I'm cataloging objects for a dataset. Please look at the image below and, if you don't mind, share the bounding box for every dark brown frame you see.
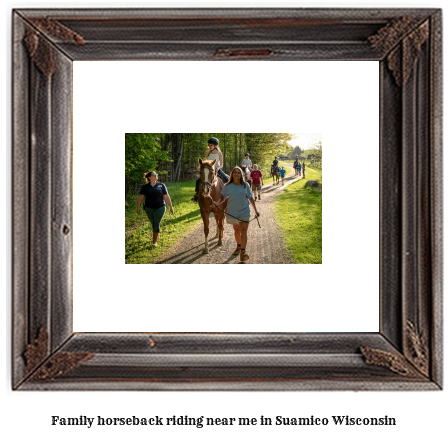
[12,8,442,390]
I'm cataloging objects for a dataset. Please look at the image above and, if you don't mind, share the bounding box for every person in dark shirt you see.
[137,171,174,246]
[272,156,279,174]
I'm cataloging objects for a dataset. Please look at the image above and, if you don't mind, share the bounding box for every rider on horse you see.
[241,153,253,186]
[293,155,299,168]
[192,137,229,202]
[271,156,279,173]
[241,153,253,174]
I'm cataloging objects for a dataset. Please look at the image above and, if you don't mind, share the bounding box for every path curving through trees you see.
[155,164,300,264]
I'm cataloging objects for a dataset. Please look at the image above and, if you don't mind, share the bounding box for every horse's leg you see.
[201,210,210,253]
[216,213,224,245]
[214,209,219,238]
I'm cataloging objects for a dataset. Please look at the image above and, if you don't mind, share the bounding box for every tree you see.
[125,133,170,194]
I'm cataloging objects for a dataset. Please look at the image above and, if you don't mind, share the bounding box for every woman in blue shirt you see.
[136,171,174,247]
[220,166,260,262]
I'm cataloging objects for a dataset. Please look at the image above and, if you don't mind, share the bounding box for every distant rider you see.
[241,153,252,173]
[293,155,299,176]
[272,156,279,173]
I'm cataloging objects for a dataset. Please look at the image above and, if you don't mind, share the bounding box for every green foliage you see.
[274,167,322,264]
[304,140,322,161]
[125,133,171,194]
[288,145,304,159]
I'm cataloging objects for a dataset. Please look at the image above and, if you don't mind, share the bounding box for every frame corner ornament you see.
[23,17,85,77]
[24,328,95,381]
[359,346,425,380]
[405,320,429,377]
[368,17,429,86]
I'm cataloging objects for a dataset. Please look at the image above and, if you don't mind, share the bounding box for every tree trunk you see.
[174,133,184,181]
[163,134,170,182]
[234,133,238,167]
[170,134,174,182]
[239,133,242,167]
[223,133,226,173]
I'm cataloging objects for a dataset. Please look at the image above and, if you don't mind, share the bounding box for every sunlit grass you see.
[274,167,322,264]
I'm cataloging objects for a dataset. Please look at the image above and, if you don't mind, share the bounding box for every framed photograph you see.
[12,8,442,390]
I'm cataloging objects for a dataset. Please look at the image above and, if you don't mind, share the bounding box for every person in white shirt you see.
[241,153,252,175]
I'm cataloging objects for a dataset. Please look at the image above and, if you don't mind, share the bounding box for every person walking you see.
[219,166,260,262]
[298,161,302,176]
[280,166,286,185]
[302,161,306,178]
[192,137,229,201]
[137,171,174,246]
[249,164,264,201]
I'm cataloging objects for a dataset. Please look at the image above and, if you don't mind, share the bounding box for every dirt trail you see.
[155,164,302,264]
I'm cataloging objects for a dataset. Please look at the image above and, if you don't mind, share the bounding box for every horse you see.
[241,166,252,189]
[293,161,299,176]
[198,158,228,254]
[271,165,281,185]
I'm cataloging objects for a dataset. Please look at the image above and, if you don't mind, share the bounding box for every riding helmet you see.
[245,153,249,156]
[207,137,219,145]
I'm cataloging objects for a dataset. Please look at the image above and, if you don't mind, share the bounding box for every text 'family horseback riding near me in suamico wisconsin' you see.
[50,414,397,428]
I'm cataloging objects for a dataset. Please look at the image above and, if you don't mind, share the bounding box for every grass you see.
[125,180,202,264]
[274,166,322,264]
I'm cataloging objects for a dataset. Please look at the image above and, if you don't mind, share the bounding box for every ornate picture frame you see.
[12,8,442,390]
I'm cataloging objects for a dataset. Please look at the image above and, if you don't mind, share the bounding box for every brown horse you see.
[198,158,228,254]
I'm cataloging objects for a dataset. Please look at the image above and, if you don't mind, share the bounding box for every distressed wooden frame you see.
[12,8,442,390]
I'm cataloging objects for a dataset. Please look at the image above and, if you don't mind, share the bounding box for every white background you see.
[3,1,447,438]
[73,60,379,333]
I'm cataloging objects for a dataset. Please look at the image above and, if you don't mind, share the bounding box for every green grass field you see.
[274,167,322,264]
[125,180,202,264]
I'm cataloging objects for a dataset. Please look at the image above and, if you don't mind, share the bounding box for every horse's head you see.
[199,158,217,196]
